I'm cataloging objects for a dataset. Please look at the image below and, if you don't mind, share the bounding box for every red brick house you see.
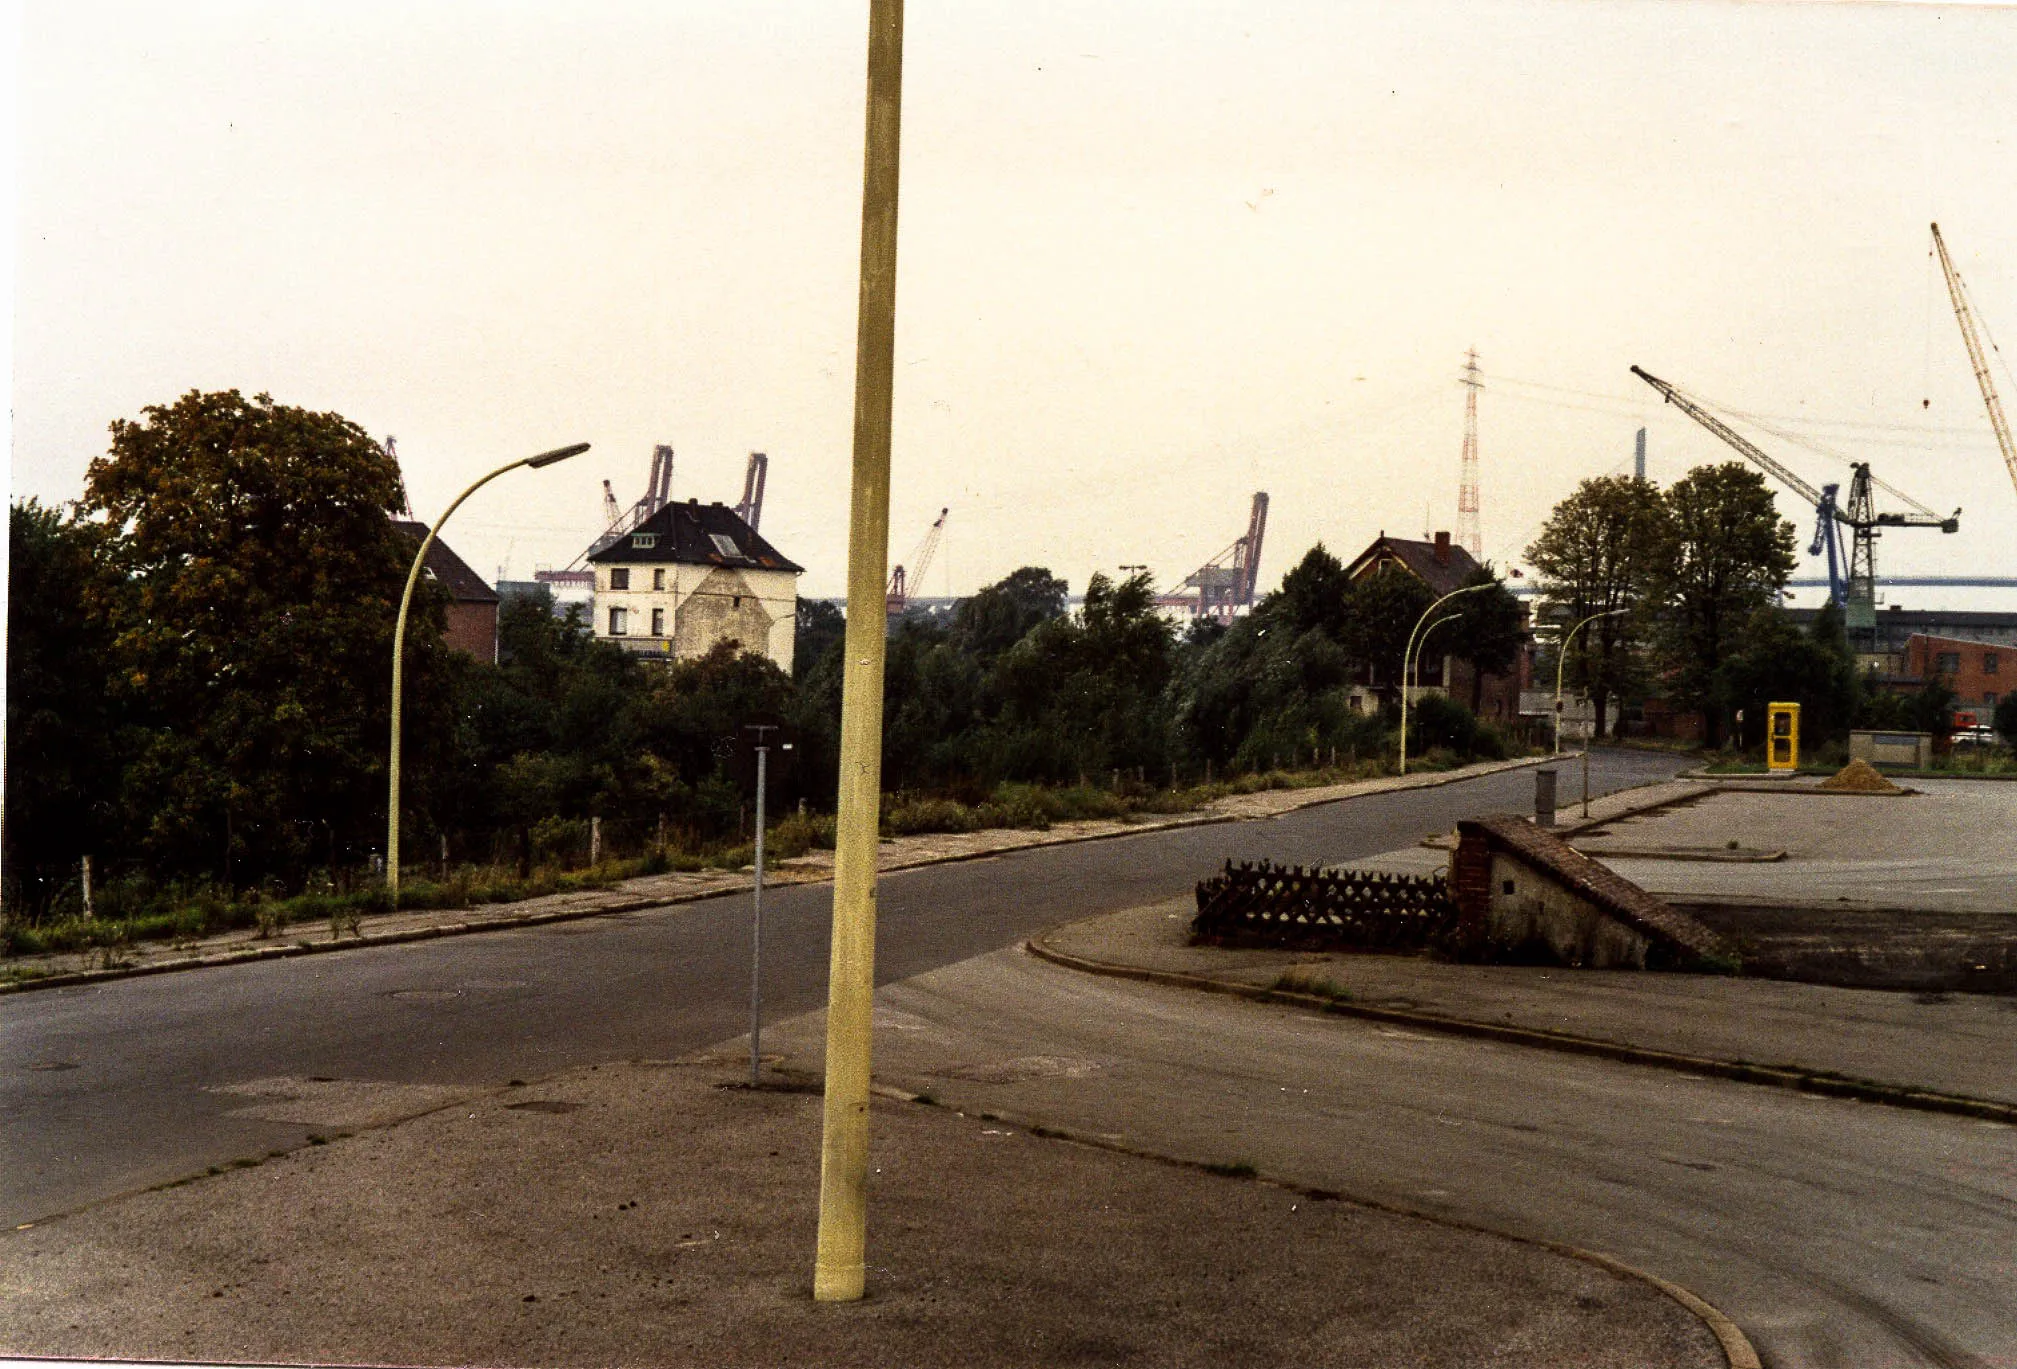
[394,521,500,664]
[1341,529,1531,721]
[1902,633,2013,727]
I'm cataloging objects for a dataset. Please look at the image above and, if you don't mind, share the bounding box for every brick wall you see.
[1906,633,2014,715]
[1450,829,1493,945]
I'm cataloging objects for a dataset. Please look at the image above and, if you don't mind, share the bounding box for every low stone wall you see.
[1453,815,1732,971]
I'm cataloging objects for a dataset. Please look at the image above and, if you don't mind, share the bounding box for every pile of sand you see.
[1818,758,1904,793]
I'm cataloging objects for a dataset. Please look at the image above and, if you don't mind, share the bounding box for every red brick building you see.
[394,521,500,664]
[1903,633,2013,726]
[1340,530,1531,722]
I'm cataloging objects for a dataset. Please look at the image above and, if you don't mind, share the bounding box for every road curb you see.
[864,1080,1761,1369]
[1024,930,2017,1126]
[0,754,1563,997]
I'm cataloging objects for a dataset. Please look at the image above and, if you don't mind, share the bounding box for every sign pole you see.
[749,741,768,1087]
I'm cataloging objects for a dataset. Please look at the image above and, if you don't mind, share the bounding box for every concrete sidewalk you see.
[1036,899,2017,1116]
[0,1055,1724,1369]
[1,754,1555,993]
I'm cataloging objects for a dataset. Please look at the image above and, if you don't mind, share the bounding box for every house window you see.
[1935,651,1960,674]
[653,568,666,591]
[610,568,630,591]
[709,533,740,558]
[651,607,665,636]
[732,595,742,609]
[609,607,627,636]
[632,533,657,549]
[1987,653,2000,675]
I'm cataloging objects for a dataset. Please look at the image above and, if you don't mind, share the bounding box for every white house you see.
[589,498,804,671]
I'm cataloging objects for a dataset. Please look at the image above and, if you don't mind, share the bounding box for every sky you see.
[11,0,2017,609]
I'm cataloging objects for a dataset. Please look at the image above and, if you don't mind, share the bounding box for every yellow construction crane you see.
[1931,222,2017,501]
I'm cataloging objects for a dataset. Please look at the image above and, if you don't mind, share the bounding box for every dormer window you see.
[709,533,741,559]
[632,533,657,549]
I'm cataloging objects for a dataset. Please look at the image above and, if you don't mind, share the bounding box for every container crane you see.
[733,451,769,532]
[1631,367,1958,636]
[886,508,948,613]
[1931,223,2017,502]
[1157,492,1270,620]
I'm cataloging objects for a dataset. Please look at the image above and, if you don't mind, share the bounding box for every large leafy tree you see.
[78,390,453,883]
[1647,463,1797,746]
[1525,475,1667,737]
[949,566,1068,661]
[1715,602,1859,749]
[1442,566,1526,714]
[1339,565,1435,702]
[5,501,125,907]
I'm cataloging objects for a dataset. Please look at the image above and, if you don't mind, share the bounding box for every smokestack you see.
[1635,428,1647,481]
[1434,530,1451,564]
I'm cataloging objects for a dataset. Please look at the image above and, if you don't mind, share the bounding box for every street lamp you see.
[386,442,589,896]
[1398,582,1491,776]
[1550,607,1629,757]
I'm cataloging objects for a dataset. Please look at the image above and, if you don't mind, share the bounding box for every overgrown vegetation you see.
[6,395,1531,949]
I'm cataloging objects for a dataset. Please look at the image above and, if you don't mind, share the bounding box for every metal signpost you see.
[742,723,787,1087]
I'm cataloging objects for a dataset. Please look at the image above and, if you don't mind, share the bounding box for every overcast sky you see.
[11,1,2017,607]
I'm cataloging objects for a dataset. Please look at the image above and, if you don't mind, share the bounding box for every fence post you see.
[81,855,94,922]
[590,815,602,866]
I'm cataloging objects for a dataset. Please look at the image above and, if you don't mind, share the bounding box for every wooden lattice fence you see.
[1191,859,1456,952]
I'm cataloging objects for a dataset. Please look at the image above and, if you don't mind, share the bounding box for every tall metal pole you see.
[815,0,904,1306]
[388,442,588,896]
[749,742,768,1087]
[1398,582,1490,776]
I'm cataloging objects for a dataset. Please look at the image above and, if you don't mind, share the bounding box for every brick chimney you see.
[1433,530,1451,564]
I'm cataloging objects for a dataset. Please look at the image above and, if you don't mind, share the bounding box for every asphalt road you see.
[758,951,2016,1369]
[1,751,1680,1227]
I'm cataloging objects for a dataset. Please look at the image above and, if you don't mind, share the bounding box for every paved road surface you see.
[762,951,2016,1369]
[1,751,1679,1226]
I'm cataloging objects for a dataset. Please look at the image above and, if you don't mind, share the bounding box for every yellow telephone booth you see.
[1767,701,1800,773]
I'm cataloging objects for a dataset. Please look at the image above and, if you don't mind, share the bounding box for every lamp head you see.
[526,442,591,469]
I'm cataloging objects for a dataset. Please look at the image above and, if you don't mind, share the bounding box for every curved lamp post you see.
[387,442,590,895]
[1551,606,1629,756]
[1398,582,1491,776]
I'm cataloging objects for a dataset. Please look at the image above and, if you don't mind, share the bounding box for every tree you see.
[1272,544,1354,640]
[77,389,454,883]
[1443,566,1525,714]
[1525,475,1666,737]
[1714,604,1858,749]
[1994,691,2017,749]
[1339,566,1434,704]
[792,599,846,682]
[4,501,125,908]
[1646,463,1797,747]
[950,566,1068,660]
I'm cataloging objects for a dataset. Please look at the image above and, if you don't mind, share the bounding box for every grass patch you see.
[1270,967,1354,1002]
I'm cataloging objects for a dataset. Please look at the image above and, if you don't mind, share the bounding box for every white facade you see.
[592,560,800,672]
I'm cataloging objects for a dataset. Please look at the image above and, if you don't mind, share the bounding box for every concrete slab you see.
[0,1058,1721,1369]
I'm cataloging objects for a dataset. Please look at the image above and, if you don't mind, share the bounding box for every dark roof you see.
[393,520,498,604]
[1344,533,1483,598]
[587,500,803,574]
[1458,815,1729,962]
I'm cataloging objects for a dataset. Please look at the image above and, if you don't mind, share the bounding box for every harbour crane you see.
[886,508,948,614]
[733,451,769,532]
[1931,222,2017,502]
[1156,492,1270,620]
[1631,367,1958,636]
